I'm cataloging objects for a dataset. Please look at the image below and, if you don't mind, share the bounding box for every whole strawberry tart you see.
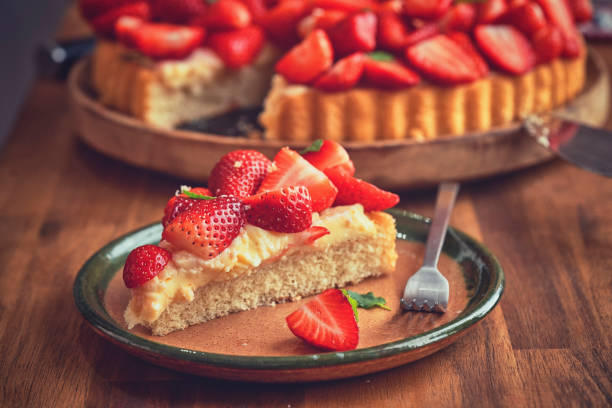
[123,141,398,335]
[81,0,592,140]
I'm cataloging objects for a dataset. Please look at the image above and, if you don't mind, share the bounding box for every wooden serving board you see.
[68,50,609,190]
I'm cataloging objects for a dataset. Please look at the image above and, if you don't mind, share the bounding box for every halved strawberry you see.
[377,11,409,51]
[275,29,333,84]
[239,0,269,22]
[297,8,347,38]
[162,186,214,227]
[363,53,421,88]
[150,0,207,23]
[79,0,140,19]
[259,0,310,47]
[531,25,563,63]
[243,186,313,232]
[477,0,508,24]
[377,0,403,14]
[327,11,377,57]
[314,53,365,92]
[405,34,481,84]
[536,0,582,57]
[208,150,271,198]
[313,0,377,12]
[439,3,477,32]
[570,0,593,23]
[294,226,330,244]
[302,140,355,176]
[123,245,171,288]
[162,196,246,259]
[403,0,453,19]
[325,165,399,211]
[208,26,265,69]
[474,24,535,74]
[286,288,359,351]
[404,22,441,47]
[257,147,338,212]
[447,31,489,77]
[193,0,252,29]
[90,2,150,37]
[500,2,547,36]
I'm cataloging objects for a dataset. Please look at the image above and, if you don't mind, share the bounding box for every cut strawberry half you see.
[404,22,441,47]
[286,288,359,351]
[150,0,207,24]
[500,2,547,36]
[377,11,409,51]
[403,0,453,19]
[275,29,333,84]
[477,0,508,24]
[327,11,377,57]
[531,25,563,64]
[123,245,171,288]
[297,8,347,38]
[208,26,265,69]
[292,226,331,245]
[302,140,355,176]
[313,0,377,12]
[208,150,271,198]
[405,34,481,84]
[439,3,477,32]
[536,0,582,57]
[257,147,338,212]
[243,186,313,233]
[447,31,489,77]
[193,0,252,30]
[90,2,150,37]
[259,0,310,48]
[363,54,421,88]
[239,0,268,22]
[570,0,593,23]
[313,53,365,92]
[474,24,535,75]
[325,165,399,211]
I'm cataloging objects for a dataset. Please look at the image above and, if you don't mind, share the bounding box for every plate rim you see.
[73,209,505,371]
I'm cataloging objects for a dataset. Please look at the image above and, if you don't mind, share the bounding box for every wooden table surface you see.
[1,29,612,405]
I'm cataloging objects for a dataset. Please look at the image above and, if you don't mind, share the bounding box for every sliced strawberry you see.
[531,25,563,64]
[439,3,477,32]
[325,165,399,211]
[90,2,150,37]
[403,0,453,19]
[302,140,355,176]
[192,0,252,30]
[162,196,246,259]
[363,54,421,88]
[162,187,214,227]
[313,0,377,12]
[405,34,480,84]
[477,0,508,24]
[286,288,359,351]
[208,150,271,198]
[377,0,403,14]
[208,26,265,69]
[570,0,593,23]
[404,22,441,47]
[123,245,171,288]
[293,226,330,245]
[258,147,338,212]
[275,29,334,84]
[150,0,207,23]
[79,0,140,19]
[377,11,409,51]
[259,0,310,48]
[474,24,535,74]
[314,53,365,92]
[447,31,489,77]
[327,11,377,57]
[239,0,269,22]
[243,186,313,232]
[536,0,582,57]
[297,8,347,38]
[500,2,547,36]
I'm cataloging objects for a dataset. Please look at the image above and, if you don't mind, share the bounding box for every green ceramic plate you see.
[73,209,504,382]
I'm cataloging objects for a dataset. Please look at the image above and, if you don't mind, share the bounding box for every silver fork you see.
[401,182,459,313]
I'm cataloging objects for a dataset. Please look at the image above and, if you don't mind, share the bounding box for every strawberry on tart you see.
[123,141,399,336]
[80,0,592,141]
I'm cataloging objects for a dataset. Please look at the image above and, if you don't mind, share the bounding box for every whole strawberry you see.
[123,244,171,288]
[162,186,213,227]
[162,196,246,259]
[208,150,271,198]
[243,186,313,233]
[151,0,207,23]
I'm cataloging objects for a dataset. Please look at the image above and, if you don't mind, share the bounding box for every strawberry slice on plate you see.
[162,186,214,227]
[123,245,171,288]
[209,149,271,198]
[162,196,246,260]
[286,288,359,351]
[536,0,582,57]
[90,2,150,37]
[275,29,334,84]
[313,53,365,92]
[243,186,313,233]
[363,52,421,88]
[325,165,399,211]
[257,147,338,212]
[301,139,355,176]
[193,0,252,29]
[327,11,377,57]
[474,24,536,75]
[208,26,265,69]
[403,0,453,19]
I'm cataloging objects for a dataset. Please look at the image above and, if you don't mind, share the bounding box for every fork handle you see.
[423,182,459,268]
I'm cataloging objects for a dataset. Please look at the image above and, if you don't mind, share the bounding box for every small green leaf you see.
[346,290,391,311]
[300,139,324,155]
[368,51,394,62]
[341,289,360,322]
[180,187,215,200]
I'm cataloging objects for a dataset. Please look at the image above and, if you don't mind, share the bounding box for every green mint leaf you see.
[341,289,360,322]
[346,290,391,311]
[180,186,215,200]
[300,139,324,155]
[368,51,394,62]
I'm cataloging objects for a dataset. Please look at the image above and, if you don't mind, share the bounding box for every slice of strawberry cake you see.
[122,141,399,335]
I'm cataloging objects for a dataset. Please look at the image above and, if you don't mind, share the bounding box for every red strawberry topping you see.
[447,31,489,77]
[208,150,271,198]
[477,0,508,24]
[90,2,151,37]
[151,0,207,24]
[257,147,338,212]
[531,25,564,64]
[570,0,593,23]
[313,53,366,92]
[239,0,268,22]
[259,0,310,48]
[162,187,213,228]
[297,8,347,38]
[500,2,547,36]
[275,29,334,85]
[243,186,313,232]
[377,11,409,51]
[313,0,377,12]
[123,245,171,288]
[363,55,421,89]
[162,196,246,259]
[474,24,536,75]
[327,11,377,57]
[325,165,399,211]
[286,288,359,351]
[302,140,355,176]
[193,0,252,29]
[535,0,582,57]
[208,26,265,69]
[403,0,453,19]
[439,3,477,32]
[79,0,140,19]
[403,22,441,47]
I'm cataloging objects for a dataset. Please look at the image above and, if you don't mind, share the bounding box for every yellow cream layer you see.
[124,204,377,328]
